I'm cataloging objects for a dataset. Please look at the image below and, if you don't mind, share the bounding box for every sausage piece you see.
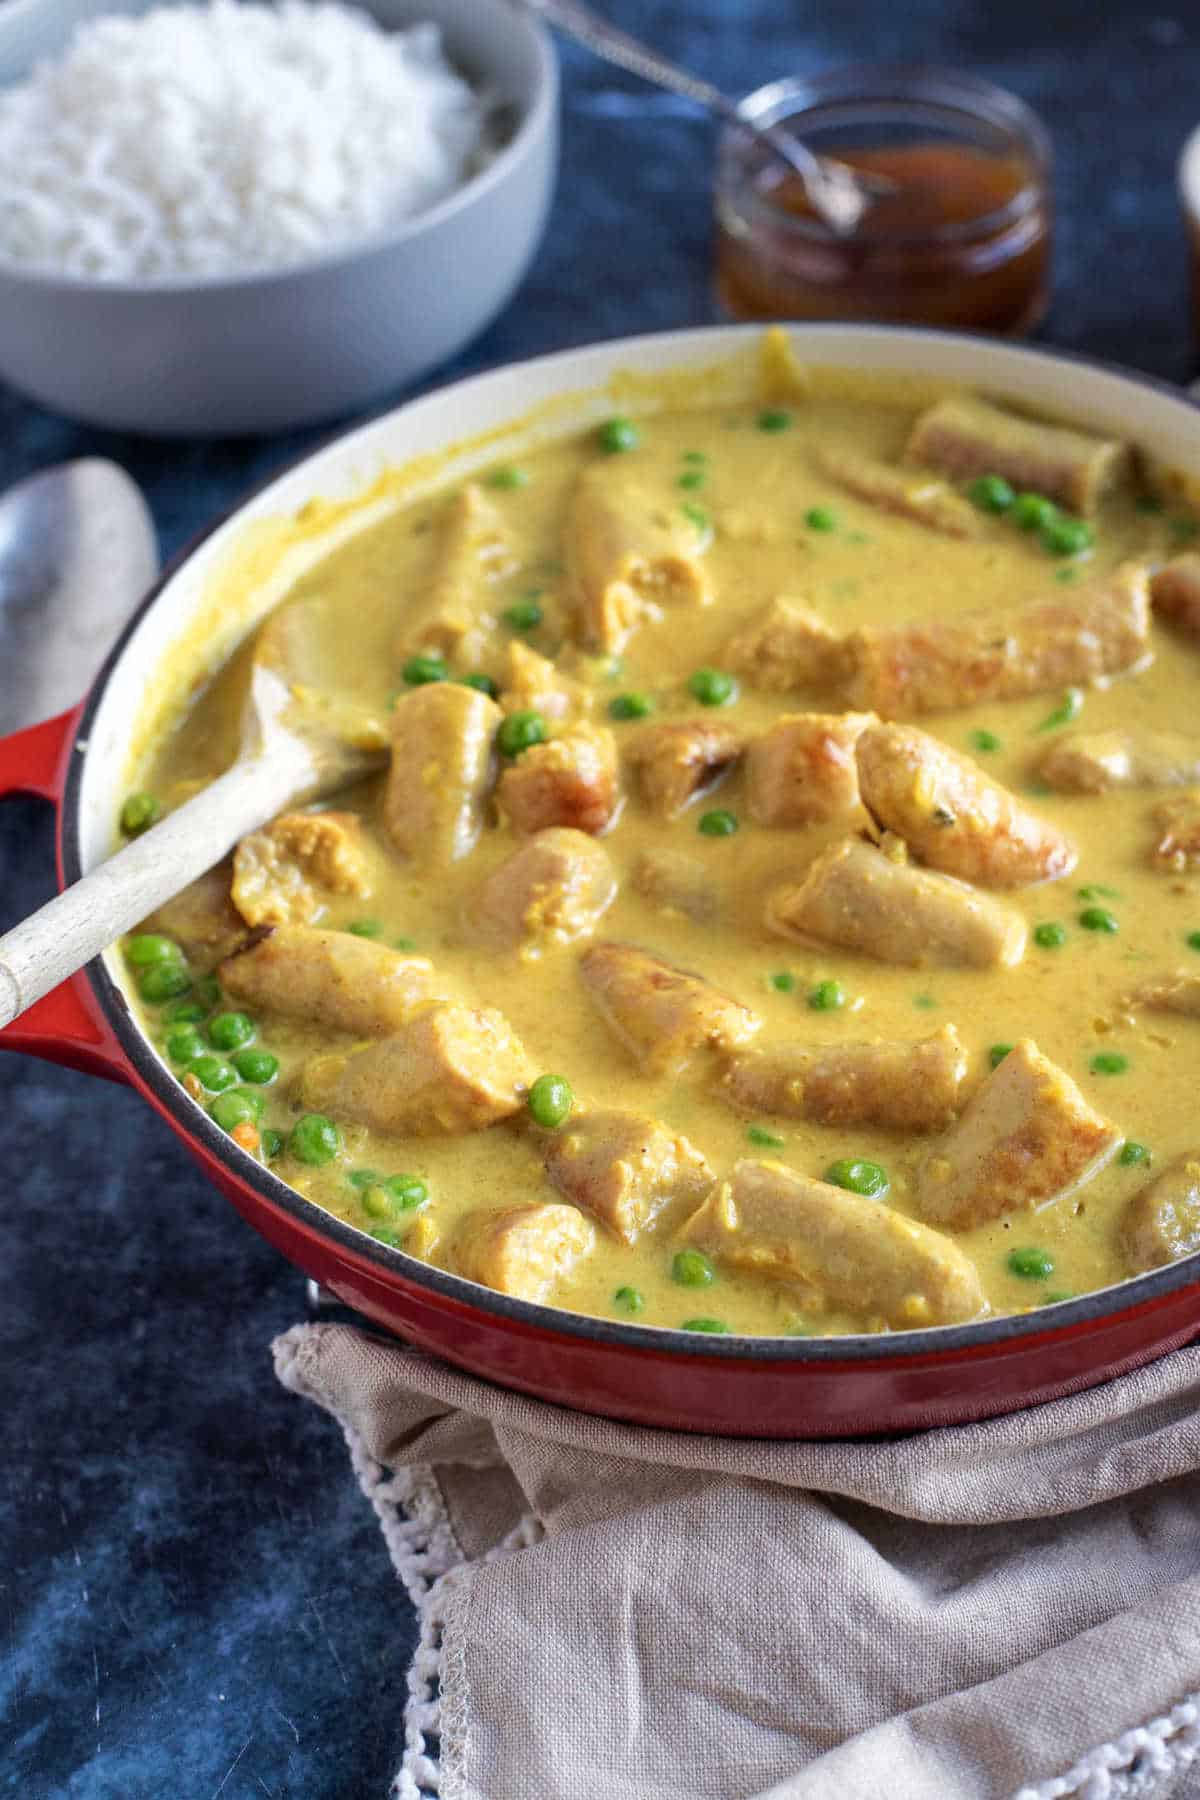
[301,1002,536,1134]
[499,640,590,724]
[916,1038,1119,1229]
[904,393,1129,514]
[220,926,440,1037]
[725,596,851,693]
[463,829,617,952]
[812,445,981,538]
[765,838,1027,968]
[455,1203,596,1302]
[231,811,372,928]
[566,462,712,653]
[679,1160,986,1329]
[1038,730,1200,794]
[632,847,720,924]
[845,564,1151,717]
[856,721,1077,887]
[1125,972,1200,1018]
[579,942,761,1075]
[543,1110,713,1243]
[497,724,619,836]
[395,483,516,669]
[720,1025,969,1132]
[384,682,501,864]
[625,719,743,818]
[1150,553,1200,638]
[1148,793,1200,871]
[745,712,873,827]
[139,860,246,970]
[1121,1155,1200,1272]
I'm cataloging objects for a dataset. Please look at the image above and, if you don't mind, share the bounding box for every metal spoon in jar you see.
[0,592,387,1029]
[516,0,894,234]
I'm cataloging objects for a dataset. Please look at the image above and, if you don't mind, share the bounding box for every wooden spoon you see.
[0,594,388,1029]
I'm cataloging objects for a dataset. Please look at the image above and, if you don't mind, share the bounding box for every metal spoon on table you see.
[0,588,387,1028]
[517,0,893,234]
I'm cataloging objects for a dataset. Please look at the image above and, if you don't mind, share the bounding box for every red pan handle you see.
[0,707,129,1083]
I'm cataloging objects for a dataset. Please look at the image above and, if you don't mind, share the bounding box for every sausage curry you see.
[121,336,1200,1338]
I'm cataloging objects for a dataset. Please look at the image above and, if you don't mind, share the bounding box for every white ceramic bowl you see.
[0,0,557,435]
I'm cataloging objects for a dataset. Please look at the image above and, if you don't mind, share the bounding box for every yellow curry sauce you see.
[123,352,1200,1339]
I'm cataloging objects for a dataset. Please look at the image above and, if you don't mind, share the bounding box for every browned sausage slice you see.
[463,829,617,952]
[745,712,874,827]
[1038,730,1200,793]
[384,682,501,864]
[904,393,1129,513]
[497,724,619,836]
[499,640,590,724]
[1149,792,1200,871]
[679,1160,986,1329]
[220,926,439,1037]
[395,483,516,669]
[1125,972,1200,1017]
[856,721,1077,886]
[632,847,720,923]
[721,1025,969,1131]
[625,719,743,818]
[455,1203,596,1302]
[566,462,712,652]
[813,445,981,538]
[916,1038,1119,1228]
[1150,553,1200,638]
[544,1110,713,1243]
[765,838,1027,968]
[725,596,851,693]
[579,942,760,1075]
[1121,1155,1200,1272]
[139,859,246,970]
[232,811,372,928]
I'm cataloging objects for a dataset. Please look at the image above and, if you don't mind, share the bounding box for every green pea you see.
[461,672,499,698]
[138,962,192,1004]
[967,473,1016,513]
[598,416,640,454]
[805,506,837,532]
[196,974,221,1011]
[1090,1051,1128,1075]
[687,667,738,707]
[681,502,710,532]
[210,1088,264,1133]
[1008,1246,1054,1279]
[165,1023,204,1063]
[346,919,383,938]
[290,1113,341,1166]
[503,598,543,631]
[1118,1141,1150,1166]
[348,1168,382,1189]
[1036,688,1084,732]
[672,1249,715,1288]
[913,993,937,1010]
[747,1125,785,1149]
[208,1011,254,1052]
[260,1129,283,1160]
[497,709,548,757]
[757,408,792,432]
[681,1317,729,1334]
[401,653,448,686]
[361,1185,392,1219]
[807,979,845,1012]
[1040,516,1094,558]
[369,1226,403,1247]
[1077,884,1119,900]
[1012,492,1058,531]
[384,1174,429,1212]
[394,936,418,951]
[486,465,529,490]
[1187,931,1200,951]
[698,809,738,837]
[824,1158,889,1199]
[125,933,181,968]
[1055,567,1080,584]
[969,729,1003,753]
[527,1074,574,1130]
[186,1054,238,1093]
[120,792,161,836]
[681,450,707,465]
[1041,1291,1074,1305]
[1079,906,1119,934]
[989,1043,1014,1069]
[613,1285,644,1315]
[677,469,706,492]
[1033,921,1067,948]
[164,999,206,1024]
[608,692,654,721]
[232,1047,279,1085]
[769,971,796,993]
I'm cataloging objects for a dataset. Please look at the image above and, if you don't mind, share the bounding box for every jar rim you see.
[719,63,1052,251]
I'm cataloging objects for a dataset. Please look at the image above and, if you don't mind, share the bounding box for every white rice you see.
[0,1,492,282]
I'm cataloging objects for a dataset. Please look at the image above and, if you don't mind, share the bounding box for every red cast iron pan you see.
[3,323,1198,1438]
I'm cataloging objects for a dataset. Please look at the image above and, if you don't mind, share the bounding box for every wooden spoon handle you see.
[0,750,305,1030]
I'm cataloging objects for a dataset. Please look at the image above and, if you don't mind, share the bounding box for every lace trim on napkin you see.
[1013,1693,1200,1800]
[339,1417,540,1799]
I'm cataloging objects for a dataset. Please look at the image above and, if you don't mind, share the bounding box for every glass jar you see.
[714,65,1052,336]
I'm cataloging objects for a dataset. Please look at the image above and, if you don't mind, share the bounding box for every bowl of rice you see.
[0,0,557,434]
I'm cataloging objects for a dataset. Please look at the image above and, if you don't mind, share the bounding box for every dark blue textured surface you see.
[1,2,1196,1793]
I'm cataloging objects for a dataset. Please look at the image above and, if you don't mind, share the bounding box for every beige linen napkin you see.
[273,1323,1200,1800]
